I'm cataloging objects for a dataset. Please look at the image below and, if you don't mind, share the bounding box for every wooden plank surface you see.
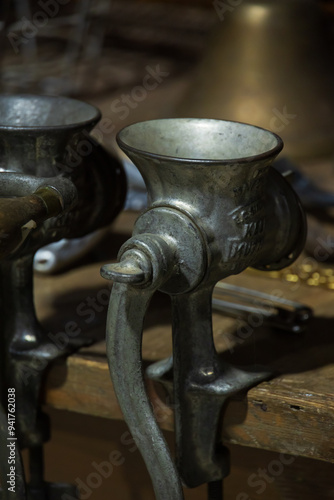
[43,409,334,500]
[35,212,334,464]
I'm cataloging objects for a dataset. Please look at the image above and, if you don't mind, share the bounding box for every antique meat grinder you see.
[0,95,126,499]
[101,118,306,499]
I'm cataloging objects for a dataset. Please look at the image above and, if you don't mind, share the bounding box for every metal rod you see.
[214,281,307,309]
[212,282,312,333]
[14,0,37,62]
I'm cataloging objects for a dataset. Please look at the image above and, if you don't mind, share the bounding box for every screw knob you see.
[101,258,149,285]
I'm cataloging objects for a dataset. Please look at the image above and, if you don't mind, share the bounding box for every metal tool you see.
[212,282,312,334]
[0,94,126,499]
[33,154,148,275]
[274,157,334,210]
[101,118,306,500]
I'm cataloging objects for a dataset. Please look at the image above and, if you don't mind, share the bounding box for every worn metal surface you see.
[0,185,66,259]
[212,282,312,333]
[0,94,126,499]
[105,282,184,500]
[102,118,306,499]
[274,157,334,210]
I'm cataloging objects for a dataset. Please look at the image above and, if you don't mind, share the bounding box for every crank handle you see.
[0,184,75,259]
[101,235,185,500]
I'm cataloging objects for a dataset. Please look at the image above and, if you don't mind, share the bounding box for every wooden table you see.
[35,212,334,468]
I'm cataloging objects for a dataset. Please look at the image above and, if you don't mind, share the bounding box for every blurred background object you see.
[0,0,215,97]
[178,0,334,161]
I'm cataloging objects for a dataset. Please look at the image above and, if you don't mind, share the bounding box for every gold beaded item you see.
[248,262,334,290]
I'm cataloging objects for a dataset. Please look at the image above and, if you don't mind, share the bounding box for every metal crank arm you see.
[102,261,184,500]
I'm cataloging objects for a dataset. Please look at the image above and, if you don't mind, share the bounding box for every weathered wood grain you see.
[35,219,334,464]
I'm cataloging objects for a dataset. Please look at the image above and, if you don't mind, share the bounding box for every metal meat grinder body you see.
[101,118,306,500]
[0,95,126,499]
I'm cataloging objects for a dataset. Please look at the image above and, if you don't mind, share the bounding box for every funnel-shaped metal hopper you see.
[0,94,100,176]
[117,118,295,278]
[117,117,282,209]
